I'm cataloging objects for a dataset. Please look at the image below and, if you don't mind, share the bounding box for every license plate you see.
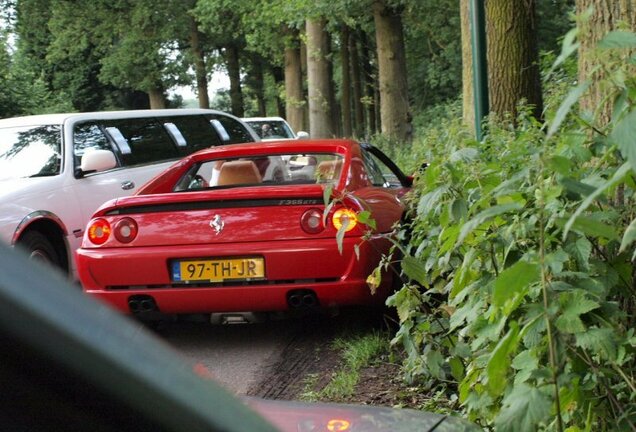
[171,257,265,283]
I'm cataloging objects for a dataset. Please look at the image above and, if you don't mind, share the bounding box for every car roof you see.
[0,109,244,127]
[242,117,288,123]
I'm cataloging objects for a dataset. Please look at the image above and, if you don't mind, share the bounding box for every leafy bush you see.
[386,31,636,431]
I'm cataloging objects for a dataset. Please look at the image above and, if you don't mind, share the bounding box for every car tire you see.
[17,231,61,267]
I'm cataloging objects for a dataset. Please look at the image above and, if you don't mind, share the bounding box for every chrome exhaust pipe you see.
[287,290,319,309]
[128,299,140,313]
[302,293,318,307]
[140,299,156,312]
[128,295,158,314]
[288,293,303,308]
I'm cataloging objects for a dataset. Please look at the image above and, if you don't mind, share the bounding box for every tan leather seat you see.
[316,160,343,181]
[216,160,262,186]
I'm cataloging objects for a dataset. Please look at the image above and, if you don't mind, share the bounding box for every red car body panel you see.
[78,236,391,313]
[76,139,409,315]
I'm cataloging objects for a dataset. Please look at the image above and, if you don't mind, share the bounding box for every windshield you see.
[246,121,294,139]
[0,125,62,180]
[174,153,344,192]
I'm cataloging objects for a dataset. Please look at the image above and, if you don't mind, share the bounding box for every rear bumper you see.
[77,236,393,314]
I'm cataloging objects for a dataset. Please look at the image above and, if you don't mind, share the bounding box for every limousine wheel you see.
[18,231,61,268]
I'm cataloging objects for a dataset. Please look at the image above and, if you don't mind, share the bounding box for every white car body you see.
[242,116,309,141]
[0,109,259,278]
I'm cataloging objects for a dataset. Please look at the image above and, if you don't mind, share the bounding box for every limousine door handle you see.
[121,180,135,190]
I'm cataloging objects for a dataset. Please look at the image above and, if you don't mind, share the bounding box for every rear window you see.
[0,125,62,180]
[174,153,343,192]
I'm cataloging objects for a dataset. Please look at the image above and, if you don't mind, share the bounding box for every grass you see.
[300,330,388,402]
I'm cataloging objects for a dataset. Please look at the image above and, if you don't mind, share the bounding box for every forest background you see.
[2,0,636,431]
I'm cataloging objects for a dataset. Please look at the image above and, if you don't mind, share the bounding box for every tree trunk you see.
[284,40,306,133]
[350,30,365,138]
[271,66,286,118]
[340,25,353,138]
[374,75,381,134]
[224,44,244,117]
[253,58,266,116]
[486,0,543,120]
[300,35,309,129]
[373,0,411,142]
[189,17,209,109]
[360,31,377,136]
[306,18,334,138]
[326,32,340,137]
[460,0,475,132]
[148,88,166,109]
[576,0,636,127]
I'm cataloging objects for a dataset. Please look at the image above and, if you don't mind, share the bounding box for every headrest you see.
[216,160,262,186]
[316,160,343,181]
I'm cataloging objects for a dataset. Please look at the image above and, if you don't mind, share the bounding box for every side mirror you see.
[78,149,117,176]
[296,131,309,139]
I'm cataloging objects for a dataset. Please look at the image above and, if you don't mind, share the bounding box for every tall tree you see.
[223,44,244,117]
[47,0,190,109]
[187,12,211,109]
[373,0,411,141]
[460,0,475,132]
[360,30,378,136]
[243,53,267,116]
[270,65,286,117]
[340,25,353,137]
[0,30,20,117]
[349,30,365,138]
[284,30,306,133]
[404,0,463,110]
[306,18,334,138]
[485,0,543,119]
[576,0,636,126]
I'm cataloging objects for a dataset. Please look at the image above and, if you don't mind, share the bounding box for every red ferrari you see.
[76,139,412,317]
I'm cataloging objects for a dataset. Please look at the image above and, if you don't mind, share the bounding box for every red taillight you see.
[114,217,138,243]
[87,218,111,245]
[332,208,358,232]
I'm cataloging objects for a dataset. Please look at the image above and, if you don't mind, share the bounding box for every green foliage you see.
[0,30,20,117]
[384,31,636,430]
[403,0,462,108]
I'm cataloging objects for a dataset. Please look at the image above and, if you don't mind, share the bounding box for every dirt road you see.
[157,313,340,396]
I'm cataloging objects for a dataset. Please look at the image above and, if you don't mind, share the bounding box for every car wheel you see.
[17,231,61,267]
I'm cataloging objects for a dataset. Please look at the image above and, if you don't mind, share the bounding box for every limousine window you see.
[163,115,222,153]
[101,118,180,166]
[74,123,115,157]
[206,114,252,144]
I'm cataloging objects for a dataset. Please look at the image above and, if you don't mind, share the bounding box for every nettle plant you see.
[387,31,636,431]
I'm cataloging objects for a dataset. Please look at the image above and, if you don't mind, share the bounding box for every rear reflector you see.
[114,217,138,243]
[300,208,324,234]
